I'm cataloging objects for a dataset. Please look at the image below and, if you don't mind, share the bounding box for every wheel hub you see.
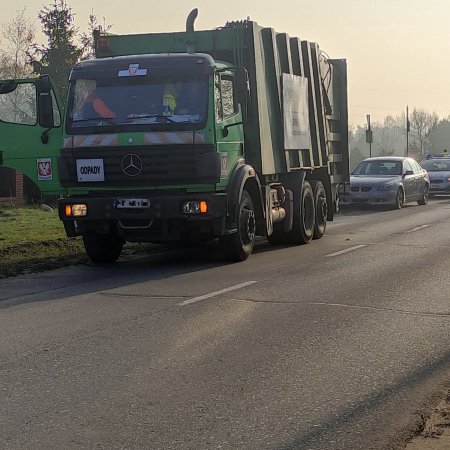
[317,197,327,222]
[241,209,256,244]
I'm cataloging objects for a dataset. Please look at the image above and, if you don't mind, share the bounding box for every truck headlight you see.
[65,204,87,217]
[182,200,208,214]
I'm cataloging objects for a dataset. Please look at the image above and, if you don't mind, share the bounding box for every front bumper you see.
[429,180,450,194]
[59,192,228,241]
[340,190,397,206]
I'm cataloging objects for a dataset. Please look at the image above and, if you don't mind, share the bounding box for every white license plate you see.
[76,159,105,182]
[431,184,440,189]
[114,198,150,208]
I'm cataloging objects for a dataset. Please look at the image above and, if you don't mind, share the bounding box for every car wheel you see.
[394,188,404,209]
[417,185,429,205]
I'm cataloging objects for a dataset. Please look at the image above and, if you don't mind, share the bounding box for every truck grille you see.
[58,144,220,187]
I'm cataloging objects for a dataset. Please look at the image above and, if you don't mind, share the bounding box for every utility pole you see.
[406,105,410,156]
[366,114,372,157]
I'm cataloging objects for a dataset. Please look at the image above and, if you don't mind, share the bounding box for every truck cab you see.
[56,53,251,262]
[0,77,63,195]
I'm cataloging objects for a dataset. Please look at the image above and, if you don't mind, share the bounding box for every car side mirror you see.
[404,170,414,177]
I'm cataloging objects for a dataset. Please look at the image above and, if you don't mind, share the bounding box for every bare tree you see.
[348,125,370,164]
[409,108,439,157]
[0,10,36,124]
[428,117,450,152]
[374,116,403,156]
[0,9,36,78]
[80,11,112,60]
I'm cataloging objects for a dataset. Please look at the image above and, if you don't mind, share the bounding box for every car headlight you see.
[377,184,396,191]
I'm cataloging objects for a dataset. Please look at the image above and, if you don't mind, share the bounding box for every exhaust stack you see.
[186,8,198,53]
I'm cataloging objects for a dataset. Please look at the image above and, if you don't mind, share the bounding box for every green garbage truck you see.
[0,10,349,262]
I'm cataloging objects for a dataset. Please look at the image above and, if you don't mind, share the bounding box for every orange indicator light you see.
[200,201,208,213]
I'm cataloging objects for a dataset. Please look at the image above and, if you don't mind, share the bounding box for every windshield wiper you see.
[72,117,117,125]
[125,113,175,123]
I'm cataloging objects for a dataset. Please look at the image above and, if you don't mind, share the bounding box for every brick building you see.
[0,168,24,205]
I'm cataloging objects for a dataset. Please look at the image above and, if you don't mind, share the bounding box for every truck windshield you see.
[66,76,208,133]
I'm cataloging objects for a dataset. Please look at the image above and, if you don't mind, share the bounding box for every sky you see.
[3,0,450,127]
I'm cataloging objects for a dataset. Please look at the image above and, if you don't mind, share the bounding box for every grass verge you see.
[0,205,157,278]
[0,205,87,278]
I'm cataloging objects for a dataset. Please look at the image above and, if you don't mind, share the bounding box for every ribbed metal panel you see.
[58,144,220,187]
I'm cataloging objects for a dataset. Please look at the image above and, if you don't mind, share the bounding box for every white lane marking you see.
[325,244,367,258]
[177,281,257,307]
[404,224,430,234]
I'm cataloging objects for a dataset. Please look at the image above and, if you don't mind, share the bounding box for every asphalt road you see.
[1,198,450,449]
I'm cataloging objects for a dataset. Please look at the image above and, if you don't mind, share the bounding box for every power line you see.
[352,87,450,95]
[350,105,450,113]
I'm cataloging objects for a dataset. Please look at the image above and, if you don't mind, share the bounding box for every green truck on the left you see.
[0,10,349,263]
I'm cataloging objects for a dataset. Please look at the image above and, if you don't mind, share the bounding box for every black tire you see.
[334,186,341,213]
[220,190,256,262]
[311,181,327,240]
[394,188,404,210]
[285,180,315,244]
[417,185,429,205]
[82,232,125,263]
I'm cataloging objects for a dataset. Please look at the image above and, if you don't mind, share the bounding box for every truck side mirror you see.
[38,92,55,129]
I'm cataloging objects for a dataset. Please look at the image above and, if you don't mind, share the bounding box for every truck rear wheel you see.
[311,180,327,239]
[82,232,125,263]
[220,190,256,262]
[285,180,315,245]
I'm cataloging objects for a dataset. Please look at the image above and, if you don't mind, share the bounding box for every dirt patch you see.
[404,387,450,450]
[0,239,160,278]
[0,239,87,278]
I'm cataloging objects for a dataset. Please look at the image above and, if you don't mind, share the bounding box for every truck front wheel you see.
[82,232,125,263]
[220,190,256,262]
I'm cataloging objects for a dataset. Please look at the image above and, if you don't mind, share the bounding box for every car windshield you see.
[66,76,208,133]
[352,160,403,176]
[420,159,450,171]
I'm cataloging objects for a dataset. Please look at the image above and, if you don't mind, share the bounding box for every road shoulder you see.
[404,387,450,449]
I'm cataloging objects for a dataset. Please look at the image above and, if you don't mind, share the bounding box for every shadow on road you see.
[0,235,294,309]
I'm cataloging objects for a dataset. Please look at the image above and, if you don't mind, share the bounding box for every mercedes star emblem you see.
[121,154,143,177]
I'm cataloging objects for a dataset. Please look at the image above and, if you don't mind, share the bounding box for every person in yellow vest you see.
[162,83,178,116]
[443,149,449,157]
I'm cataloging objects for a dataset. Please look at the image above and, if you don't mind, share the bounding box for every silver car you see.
[420,156,450,195]
[340,156,430,209]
